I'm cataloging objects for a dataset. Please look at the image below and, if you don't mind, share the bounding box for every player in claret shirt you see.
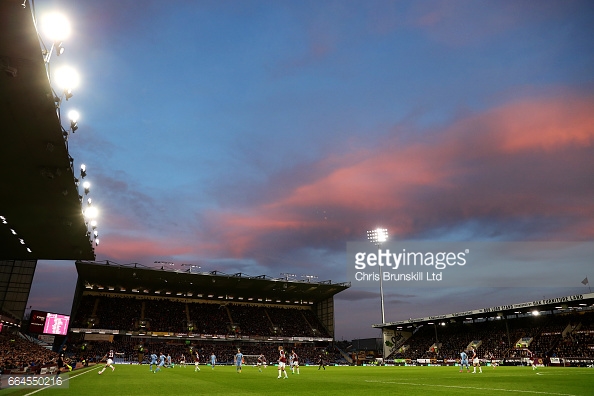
[257,353,267,372]
[290,349,300,374]
[98,349,120,375]
[277,346,288,379]
[471,348,482,374]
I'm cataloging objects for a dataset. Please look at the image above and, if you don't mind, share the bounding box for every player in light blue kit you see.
[210,352,216,369]
[460,350,469,373]
[149,351,158,372]
[155,352,165,373]
[234,349,244,373]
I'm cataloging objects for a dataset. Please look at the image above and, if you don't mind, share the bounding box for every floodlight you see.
[42,13,71,42]
[80,163,87,178]
[84,206,98,219]
[82,180,90,194]
[56,42,65,56]
[367,228,388,244]
[68,110,79,131]
[68,110,79,122]
[54,66,79,91]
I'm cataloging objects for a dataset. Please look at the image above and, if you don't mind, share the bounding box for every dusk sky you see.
[27,0,594,340]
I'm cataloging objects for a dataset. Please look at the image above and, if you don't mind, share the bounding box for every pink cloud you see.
[96,234,193,262]
[193,92,594,259]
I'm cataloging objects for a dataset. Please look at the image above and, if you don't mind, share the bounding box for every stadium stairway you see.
[334,344,353,364]
[19,332,52,348]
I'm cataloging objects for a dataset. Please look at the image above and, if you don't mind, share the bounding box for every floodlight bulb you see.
[82,181,90,189]
[68,110,80,122]
[54,66,80,90]
[84,206,98,219]
[42,13,71,41]
[376,228,388,242]
[80,164,86,172]
[90,220,97,228]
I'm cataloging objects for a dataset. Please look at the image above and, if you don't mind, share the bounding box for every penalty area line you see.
[24,366,100,396]
[364,380,577,396]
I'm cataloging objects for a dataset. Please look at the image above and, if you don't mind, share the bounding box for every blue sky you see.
[27,0,594,339]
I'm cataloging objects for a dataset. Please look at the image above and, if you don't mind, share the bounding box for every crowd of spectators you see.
[388,311,594,360]
[71,295,330,337]
[143,299,187,333]
[0,336,58,374]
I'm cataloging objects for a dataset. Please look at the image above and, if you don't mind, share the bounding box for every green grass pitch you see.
[2,365,593,396]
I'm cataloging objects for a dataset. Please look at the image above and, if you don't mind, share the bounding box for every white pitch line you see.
[24,366,99,396]
[364,380,577,396]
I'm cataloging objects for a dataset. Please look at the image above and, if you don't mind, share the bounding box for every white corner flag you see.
[582,277,589,286]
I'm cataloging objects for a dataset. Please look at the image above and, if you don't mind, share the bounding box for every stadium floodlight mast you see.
[367,228,388,324]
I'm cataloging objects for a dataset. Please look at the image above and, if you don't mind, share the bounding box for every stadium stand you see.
[384,310,594,364]
[0,335,58,374]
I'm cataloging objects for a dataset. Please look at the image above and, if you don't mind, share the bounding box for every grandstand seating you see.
[71,295,329,337]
